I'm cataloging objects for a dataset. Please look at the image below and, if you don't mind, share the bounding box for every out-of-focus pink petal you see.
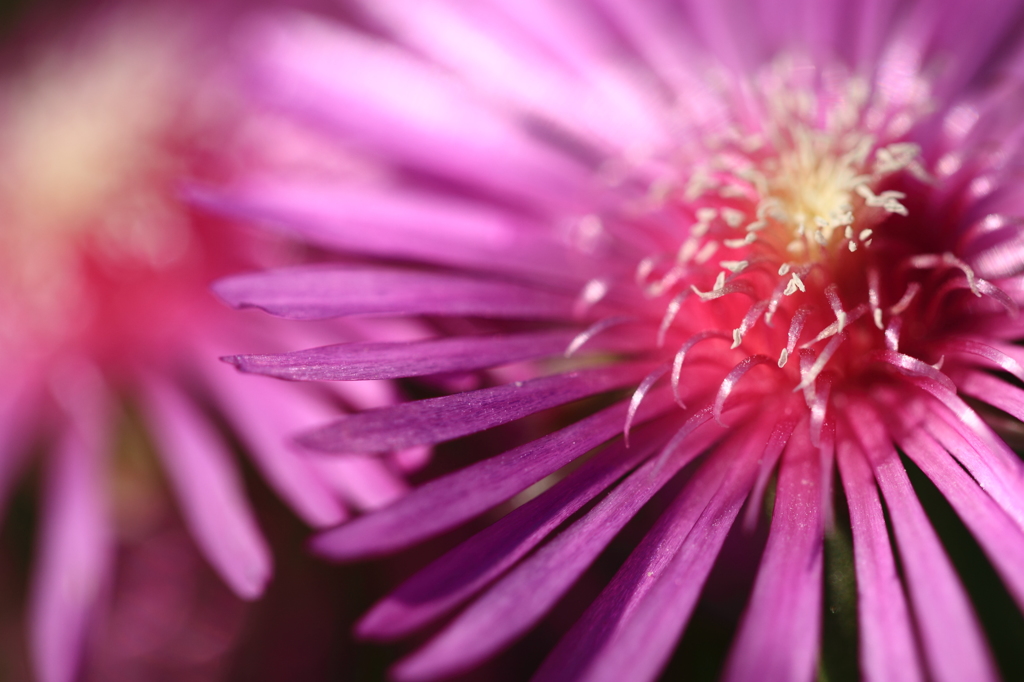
[199,350,348,528]
[189,183,580,285]
[303,455,407,512]
[28,371,112,682]
[141,377,271,600]
[899,428,1024,610]
[240,13,589,207]
[213,265,579,321]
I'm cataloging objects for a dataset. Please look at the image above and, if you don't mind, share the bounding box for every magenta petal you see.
[298,364,653,453]
[358,416,679,640]
[836,434,923,682]
[556,416,781,682]
[391,410,729,682]
[852,402,998,682]
[189,182,578,284]
[243,14,588,207]
[899,428,1024,611]
[304,455,407,512]
[226,331,579,381]
[212,265,577,321]
[959,369,1024,422]
[310,392,676,559]
[722,425,824,682]
[29,374,112,682]
[921,399,1024,533]
[141,378,271,599]
[202,355,348,527]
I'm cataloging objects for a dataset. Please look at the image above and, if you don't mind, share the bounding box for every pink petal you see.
[298,363,654,453]
[225,330,579,381]
[310,391,677,559]
[722,424,825,682]
[213,265,579,321]
[836,431,923,682]
[391,409,730,682]
[358,416,678,640]
[898,427,1024,611]
[242,13,588,207]
[557,415,781,682]
[29,373,112,682]
[141,377,271,599]
[851,401,998,682]
[200,352,348,527]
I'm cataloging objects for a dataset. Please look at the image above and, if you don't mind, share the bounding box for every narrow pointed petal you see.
[226,330,579,381]
[898,428,1024,610]
[557,416,778,682]
[836,434,923,682]
[189,183,577,284]
[213,265,578,321]
[141,378,271,599]
[243,14,588,206]
[358,417,678,640]
[851,402,998,682]
[304,455,407,512]
[202,356,348,527]
[298,364,653,453]
[392,411,730,682]
[722,425,824,682]
[29,372,112,682]
[311,392,677,559]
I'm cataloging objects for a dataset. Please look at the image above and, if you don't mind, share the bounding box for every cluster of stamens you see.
[567,57,1017,441]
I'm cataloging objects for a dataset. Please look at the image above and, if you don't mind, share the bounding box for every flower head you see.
[215,1,1024,680]
[0,4,419,681]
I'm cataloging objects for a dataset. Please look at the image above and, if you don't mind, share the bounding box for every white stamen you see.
[783,273,806,296]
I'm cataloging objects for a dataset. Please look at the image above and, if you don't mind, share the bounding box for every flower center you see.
[584,55,1014,436]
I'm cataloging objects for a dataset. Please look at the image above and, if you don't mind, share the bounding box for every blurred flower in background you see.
[206,0,1024,681]
[0,2,424,680]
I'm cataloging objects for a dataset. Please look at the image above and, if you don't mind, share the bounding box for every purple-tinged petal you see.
[391,408,733,682]
[898,428,1024,610]
[918,398,1024,533]
[225,330,580,381]
[200,353,348,527]
[298,363,654,453]
[242,14,588,207]
[141,377,271,599]
[363,0,671,154]
[189,183,581,285]
[358,416,680,640]
[310,390,679,559]
[304,455,407,512]
[29,370,112,682]
[850,401,998,682]
[213,265,578,321]
[958,369,1024,422]
[836,432,923,682]
[553,415,783,682]
[721,424,824,682]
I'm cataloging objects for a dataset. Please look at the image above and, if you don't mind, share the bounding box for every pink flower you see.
[0,4,417,681]
[214,1,1024,680]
